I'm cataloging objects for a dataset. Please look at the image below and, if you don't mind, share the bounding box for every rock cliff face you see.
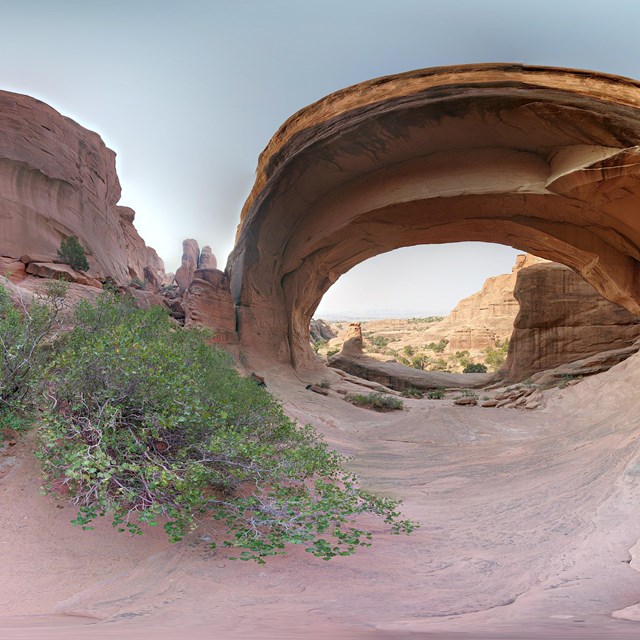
[407,253,544,353]
[504,263,640,380]
[184,268,237,347]
[0,90,164,285]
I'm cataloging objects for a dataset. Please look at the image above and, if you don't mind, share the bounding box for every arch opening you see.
[227,64,640,376]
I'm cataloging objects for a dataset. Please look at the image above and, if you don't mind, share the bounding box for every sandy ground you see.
[2,356,640,639]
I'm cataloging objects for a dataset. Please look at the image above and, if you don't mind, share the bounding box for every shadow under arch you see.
[227,63,640,374]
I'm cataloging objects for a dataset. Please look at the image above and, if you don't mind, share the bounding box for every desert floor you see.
[2,355,640,639]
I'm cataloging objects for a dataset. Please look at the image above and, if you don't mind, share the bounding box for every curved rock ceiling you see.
[227,64,640,373]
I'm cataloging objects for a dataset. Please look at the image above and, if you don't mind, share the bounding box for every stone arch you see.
[227,64,640,374]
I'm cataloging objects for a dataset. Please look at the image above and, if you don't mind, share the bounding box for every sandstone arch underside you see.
[227,64,640,373]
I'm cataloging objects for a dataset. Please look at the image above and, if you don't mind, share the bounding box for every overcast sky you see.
[1,0,639,315]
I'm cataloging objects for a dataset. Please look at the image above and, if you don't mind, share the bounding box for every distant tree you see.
[57,236,89,272]
[410,354,430,370]
[426,339,448,353]
[463,362,488,373]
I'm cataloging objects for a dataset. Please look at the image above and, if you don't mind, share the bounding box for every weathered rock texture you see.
[174,239,200,292]
[184,268,237,347]
[174,240,218,292]
[309,318,335,342]
[227,64,640,374]
[0,91,164,285]
[504,263,640,380]
[198,246,217,270]
[443,254,545,351]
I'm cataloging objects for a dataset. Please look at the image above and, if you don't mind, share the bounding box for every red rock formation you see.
[174,239,200,292]
[227,64,640,374]
[0,258,26,283]
[198,246,217,270]
[184,268,237,347]
[25,262,102,289]
[408,253,546,353]
[504,263,640,380]
[0,91,164,285]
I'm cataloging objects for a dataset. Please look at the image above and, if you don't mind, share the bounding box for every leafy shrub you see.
[400,387,423,398]
[0,282,65,436]
[484,338,509,371]
[373,335,392,347]
[463,362,488,373]
[37,294,414,561]
[347,393,404,411]
[311,338,327,353]
[429,357,450,372]
[57,236,90,272]
[326,347,340,357]
[426,386,445,400]
[426,339,448,353]
[410,354,430,370]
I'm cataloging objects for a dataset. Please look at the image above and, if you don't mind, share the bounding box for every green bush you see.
[463,362,488,373]
[347,393,404,411]
[400,387,423,398]
[484,338,509,371]
[57,236,89,272]
[426,386,446,400]
[0,282,65,436]
[37,294,414,561]
[426,339,448,353]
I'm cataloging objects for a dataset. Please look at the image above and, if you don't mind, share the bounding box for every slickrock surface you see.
[0,91,164,285]
[228,64,640,374]
[3,352,640,638]
[504,262,640,380]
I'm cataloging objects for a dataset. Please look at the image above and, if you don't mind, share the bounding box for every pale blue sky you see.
[1,1,639,314]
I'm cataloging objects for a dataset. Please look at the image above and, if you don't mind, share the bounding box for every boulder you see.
[0,257,26,283]
[25,262,102,289]
[310,319,335,342]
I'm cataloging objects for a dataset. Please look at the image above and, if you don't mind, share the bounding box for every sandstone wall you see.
[0,91,164,285]
[504,263,640,380]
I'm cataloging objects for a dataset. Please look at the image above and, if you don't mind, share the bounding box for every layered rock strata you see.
[504,263,640,380]
[0,91,164,285]
[228,64,640,374]
[184,268,237,347]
